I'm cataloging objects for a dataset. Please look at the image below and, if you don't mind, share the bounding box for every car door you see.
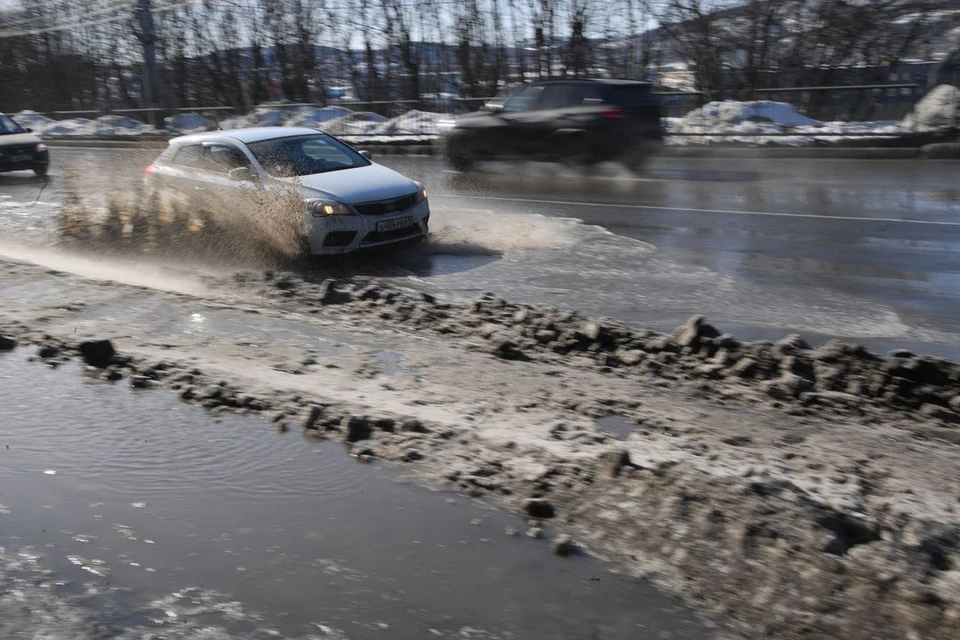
[525,83,579,156]
[196,141,263,219]
[492,84,547,157]
[157,143,207,211]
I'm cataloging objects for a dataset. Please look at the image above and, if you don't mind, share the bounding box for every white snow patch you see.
[667,99,910,145]
[902,84,960,130]
[678,100,823,132]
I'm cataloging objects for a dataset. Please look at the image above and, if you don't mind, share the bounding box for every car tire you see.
[447,153,475,172]
[623,153,648,174]
[446,131,477,171]
[33,165,49,177]
[561,136,594,169]
[624,141,662,175]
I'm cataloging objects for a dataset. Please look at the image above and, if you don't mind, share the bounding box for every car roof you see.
[169,126,321,146]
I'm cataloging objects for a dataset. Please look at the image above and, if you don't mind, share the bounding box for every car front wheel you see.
[447,153,475,171]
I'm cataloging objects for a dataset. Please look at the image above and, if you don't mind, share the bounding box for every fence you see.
[13,84,955,144]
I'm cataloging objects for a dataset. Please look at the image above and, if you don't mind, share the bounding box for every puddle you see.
[595,415,636,440]
[374,350,403,375]
[0,354,710,639]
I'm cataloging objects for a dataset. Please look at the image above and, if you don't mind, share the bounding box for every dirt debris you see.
[0,257,959,640]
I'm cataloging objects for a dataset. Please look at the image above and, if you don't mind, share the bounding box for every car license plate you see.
[377,216,413,232]
[11,154,31,163]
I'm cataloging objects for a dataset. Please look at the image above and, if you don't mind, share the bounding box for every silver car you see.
[143,127,429,255]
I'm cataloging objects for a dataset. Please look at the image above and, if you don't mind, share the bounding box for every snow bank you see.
[10,110,55,129]
[14,111,154,137]
[902,84,960,130]
[677,100,822,133]
[668,100,908,146]
[386,110,449,135]
[321,111,389,136]
[165,112,209,131]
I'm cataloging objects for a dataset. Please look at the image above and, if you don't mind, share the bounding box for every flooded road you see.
[0,353,710,639]
[1,148,958,357]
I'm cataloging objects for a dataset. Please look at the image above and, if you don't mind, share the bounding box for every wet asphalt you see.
[1,147,958,357]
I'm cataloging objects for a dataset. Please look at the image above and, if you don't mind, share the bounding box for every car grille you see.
[353,192,418,216]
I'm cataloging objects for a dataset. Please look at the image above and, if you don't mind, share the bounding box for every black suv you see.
[444,79,662,171]
[0,113,49,176]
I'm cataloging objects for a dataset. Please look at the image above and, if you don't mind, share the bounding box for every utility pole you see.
[137,0,165,129]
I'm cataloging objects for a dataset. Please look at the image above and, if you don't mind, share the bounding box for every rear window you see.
[603,86,656,107]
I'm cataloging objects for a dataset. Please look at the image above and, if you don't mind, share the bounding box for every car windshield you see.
[246,133,368,177]
[0,114,26,135]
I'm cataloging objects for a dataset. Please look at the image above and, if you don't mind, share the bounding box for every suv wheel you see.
[561,135,594,168]
[623,141,662,174]
[448,153,475,171]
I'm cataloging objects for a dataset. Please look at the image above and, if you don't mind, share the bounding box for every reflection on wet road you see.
[1,148,958,356]
[0,354,708,639]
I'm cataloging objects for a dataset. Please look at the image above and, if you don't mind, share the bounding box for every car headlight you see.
[306,198,352,217]
[414,182,427,204]
[35,143,47,152]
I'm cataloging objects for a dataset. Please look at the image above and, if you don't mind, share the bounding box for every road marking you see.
[430,194,960,227]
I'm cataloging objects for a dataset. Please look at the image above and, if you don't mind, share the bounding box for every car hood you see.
[280,163,418,204]
[0,131,42,148]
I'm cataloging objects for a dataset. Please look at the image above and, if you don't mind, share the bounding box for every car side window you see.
[578,86,604,105]
[204,143,250,174]
[502,85,545,112]
[536,85,577,110]
[171,144,207,170]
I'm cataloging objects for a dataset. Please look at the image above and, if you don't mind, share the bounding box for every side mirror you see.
[24,127,33,133]
[228,167,256,182]
[359,150,372,160]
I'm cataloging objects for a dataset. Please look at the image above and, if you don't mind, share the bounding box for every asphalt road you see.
[2,147,958,358]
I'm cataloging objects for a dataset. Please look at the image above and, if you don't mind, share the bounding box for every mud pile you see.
[1,262,958,640]
[242,273,960,426]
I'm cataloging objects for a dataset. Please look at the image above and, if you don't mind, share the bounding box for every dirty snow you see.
[12,103,442,138]
[666,100,910,146]
[902,84,960,130]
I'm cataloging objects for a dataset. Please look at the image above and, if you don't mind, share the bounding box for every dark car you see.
[0,113,50,176]
[444,79,662,171]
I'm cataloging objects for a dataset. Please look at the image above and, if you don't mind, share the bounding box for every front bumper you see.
[0,149,48,173]
[305,199,430,255]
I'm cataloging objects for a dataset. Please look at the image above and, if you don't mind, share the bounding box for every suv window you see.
[537,84,576,109]
[603,85,655,107]
[502,85,546,112]
[575,85,604,105]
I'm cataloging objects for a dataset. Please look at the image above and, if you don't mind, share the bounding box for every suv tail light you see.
[602,108,630,119]
[144,163,157,176]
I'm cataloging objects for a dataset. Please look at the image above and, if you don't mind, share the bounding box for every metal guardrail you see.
[19,83,951,142]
